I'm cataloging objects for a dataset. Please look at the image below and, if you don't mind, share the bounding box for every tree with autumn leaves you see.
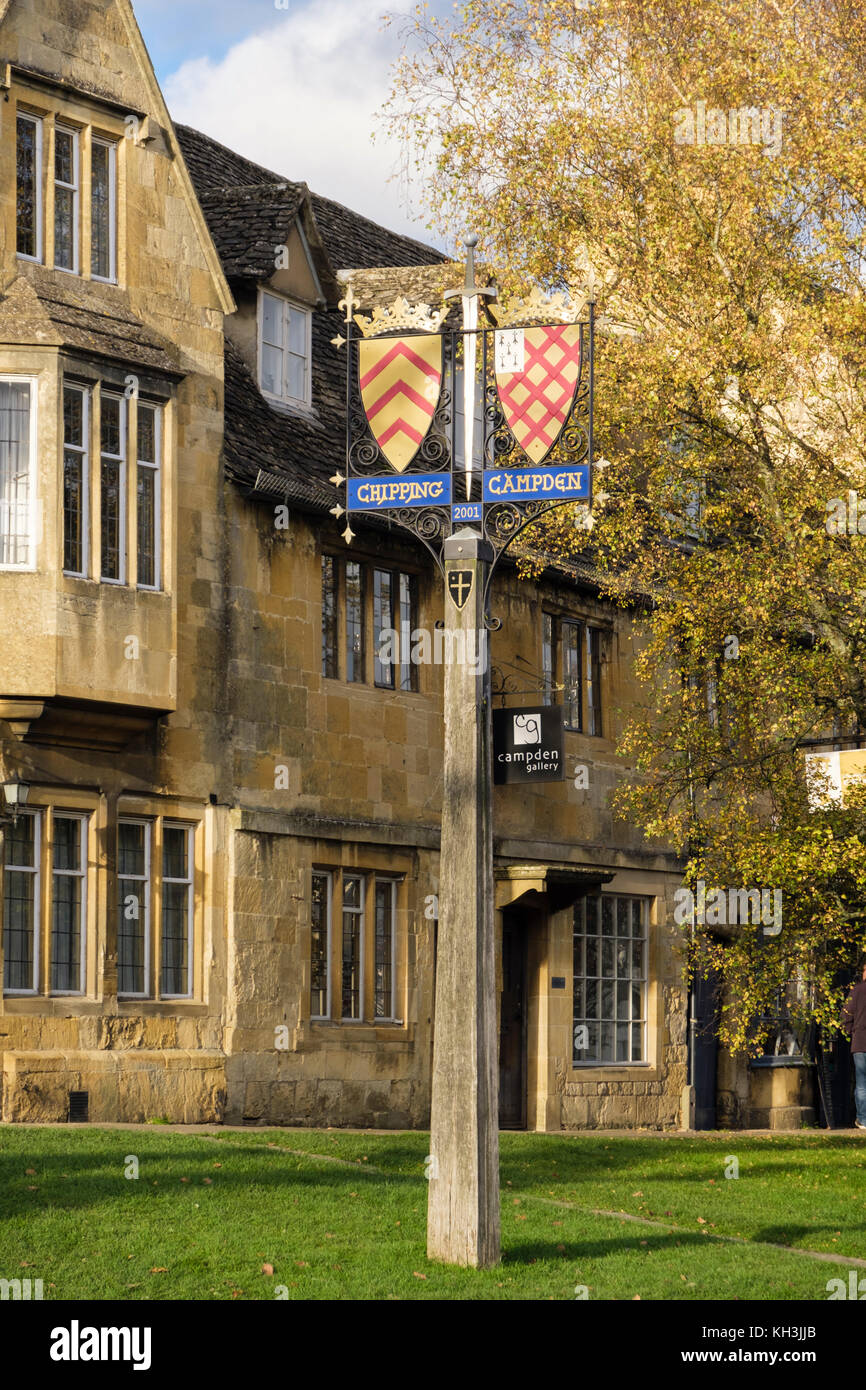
[386,0,866,1055]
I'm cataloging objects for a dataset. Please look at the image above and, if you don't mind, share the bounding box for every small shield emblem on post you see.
[447,570,473,610]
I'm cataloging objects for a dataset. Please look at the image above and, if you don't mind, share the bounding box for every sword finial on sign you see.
[445,236,497,499]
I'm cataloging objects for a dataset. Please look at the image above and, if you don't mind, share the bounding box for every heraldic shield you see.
[495,324,582,464]
[358,334,443,473]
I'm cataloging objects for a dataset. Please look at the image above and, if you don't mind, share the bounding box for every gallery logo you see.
[513,713,542,746]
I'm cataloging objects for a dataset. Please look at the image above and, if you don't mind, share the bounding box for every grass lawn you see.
[1,1126,864,1300]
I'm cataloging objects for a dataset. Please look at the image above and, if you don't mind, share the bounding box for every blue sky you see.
[132,0,449,248]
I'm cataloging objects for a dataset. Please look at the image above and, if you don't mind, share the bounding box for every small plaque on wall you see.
[551,976,566,989]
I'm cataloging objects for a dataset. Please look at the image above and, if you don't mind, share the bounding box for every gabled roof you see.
[176,124,450,512]
[175,123,445,286]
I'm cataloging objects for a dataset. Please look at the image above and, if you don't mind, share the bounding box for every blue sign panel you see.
[452,502,483,524]
[482,465,589,502]
[348,472,451,511]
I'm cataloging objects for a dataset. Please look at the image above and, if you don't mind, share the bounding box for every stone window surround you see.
[300,856,410,1038]
[0,790,207,1009]
[14,91,122,286]
[541,607,612,739]
[566,872,667,1083]
[61,372,167,592]
[321,547,424,691]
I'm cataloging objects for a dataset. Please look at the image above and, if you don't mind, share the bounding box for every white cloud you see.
[162,0,446,250]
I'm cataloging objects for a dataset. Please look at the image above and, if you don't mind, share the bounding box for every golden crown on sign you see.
[353,295,449,338]
[493,281,597,328]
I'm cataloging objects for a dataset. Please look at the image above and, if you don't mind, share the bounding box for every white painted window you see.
[2,810,41,994]
[100,392,126,583]
[16,113,43,263]
[54,125,80,273]
[117,818,151,998]
[63,383,89,576]
[136,402,161,590]
[259,290,311,408]
[91,138,117,282]
[0,378,37,570]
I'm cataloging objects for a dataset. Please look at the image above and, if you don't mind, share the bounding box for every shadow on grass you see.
[502,1231,710,1263]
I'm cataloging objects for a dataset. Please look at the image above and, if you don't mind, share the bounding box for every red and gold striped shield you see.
[495,324,582,464]
[359,334,443,473]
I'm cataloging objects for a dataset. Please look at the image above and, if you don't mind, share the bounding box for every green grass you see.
[1,1126,864,1300]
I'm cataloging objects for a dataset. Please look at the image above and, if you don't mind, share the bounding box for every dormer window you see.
[259,289,311,408]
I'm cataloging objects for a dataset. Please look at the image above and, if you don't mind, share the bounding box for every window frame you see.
[2,808,42,996]
[340,872,365,1021]
[159,820,194,1000]
[16,112,44,264]
[90,137,117,284]
[310,869,333,1020]
[0,376,39,573]
[257,288,312,410]
[542,612,606,737]
[53,123,81,275]
[324,553,420,690]
[573,893,648,1067]
[49,810,88,997]
[117,816,152,1001]
[311,868,405,1027]
[99,390,127,585]
[135,401,162,591]
[62,381,90,577]
[321,554,339,679]
[373,876,397,1021]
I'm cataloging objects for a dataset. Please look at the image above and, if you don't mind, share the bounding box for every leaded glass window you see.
[321,556,338,677]
[136,402,160,588]
[374,880,395,1018]
[310,872,331,1018]
[573,894,648,1065]
[345,562,365,683]
[63,384,88,574]
[91,139,116,281]
[118,819,149,996]
[341,874,363,1019]
[0,381,34,568]
[54,126,79,272]
[161,824,192,996]
[100,393,125,581]
[3,811,39,992]
[16,115,42,260]
[51,814,86,993]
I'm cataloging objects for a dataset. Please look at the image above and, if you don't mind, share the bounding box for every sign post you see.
[427,527,499,1266]
[333,240,596,1269]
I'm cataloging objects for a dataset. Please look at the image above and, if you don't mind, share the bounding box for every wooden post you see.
[427,526,500,1267]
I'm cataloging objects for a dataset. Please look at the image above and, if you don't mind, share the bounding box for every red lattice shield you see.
[495,325,582,464]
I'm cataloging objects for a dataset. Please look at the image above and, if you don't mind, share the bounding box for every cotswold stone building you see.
[0,0,812,1132]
